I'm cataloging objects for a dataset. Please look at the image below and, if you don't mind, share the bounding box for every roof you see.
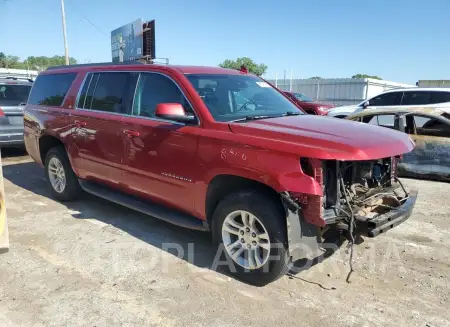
[382,87,450,93]
[45,62,246,75]
[347,107,449,120]
[0,77,33,85]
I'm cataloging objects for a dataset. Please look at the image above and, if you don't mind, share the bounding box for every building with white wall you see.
[0,68,39,80]
[268,77,415,106]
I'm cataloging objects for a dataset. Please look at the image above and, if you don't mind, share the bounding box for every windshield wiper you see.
[231,115,272,122]
[284,111,301,116]
[231,112,301,123]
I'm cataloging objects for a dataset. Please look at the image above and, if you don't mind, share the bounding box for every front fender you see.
[197,142,323,217]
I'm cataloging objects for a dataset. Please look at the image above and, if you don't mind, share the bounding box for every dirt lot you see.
[0,149,449,327]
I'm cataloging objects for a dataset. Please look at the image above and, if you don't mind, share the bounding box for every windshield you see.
[0,84,32,106]
[186,74,303,122]
[293,92,313,102]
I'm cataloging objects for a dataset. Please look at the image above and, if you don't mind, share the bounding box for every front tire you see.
[212,191,291,286]
[45,146,82,201]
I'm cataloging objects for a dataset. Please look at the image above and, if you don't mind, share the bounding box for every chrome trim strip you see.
[73,73,90,109]
[0,133,23,137]
[73,107,186,126]
[73,70,200,127]
[131,73,141,116]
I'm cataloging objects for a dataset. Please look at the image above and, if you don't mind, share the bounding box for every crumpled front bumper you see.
[357,188,418,237]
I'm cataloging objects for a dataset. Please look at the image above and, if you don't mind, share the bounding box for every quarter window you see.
[28,73,77,106]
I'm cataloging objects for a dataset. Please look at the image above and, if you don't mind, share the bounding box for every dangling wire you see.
[339,175,355,283]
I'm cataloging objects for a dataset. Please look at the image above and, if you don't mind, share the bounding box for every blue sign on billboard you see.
[111,19,143,63]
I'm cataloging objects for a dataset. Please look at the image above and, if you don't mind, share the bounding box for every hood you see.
[228,115,415,161]
[327,104,360,116]
[301,101,334,109]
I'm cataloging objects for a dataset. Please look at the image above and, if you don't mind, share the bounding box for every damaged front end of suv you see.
[283,155,418,262]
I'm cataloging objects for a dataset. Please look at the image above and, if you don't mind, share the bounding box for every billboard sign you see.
[142,20,156,60]
[111,19,143,63]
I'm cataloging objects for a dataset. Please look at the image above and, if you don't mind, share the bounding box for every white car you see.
[327,87,450,118]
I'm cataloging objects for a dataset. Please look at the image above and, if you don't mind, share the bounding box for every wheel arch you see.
[205,174,285,224]
[38,134,66,164]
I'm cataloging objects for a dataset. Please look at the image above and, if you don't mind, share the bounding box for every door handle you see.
[123,129,140,138]
[74,120,87,127]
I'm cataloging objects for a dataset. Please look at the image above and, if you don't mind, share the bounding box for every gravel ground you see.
[0,150,449,327]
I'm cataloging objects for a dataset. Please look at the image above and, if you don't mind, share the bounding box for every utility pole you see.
[60,0,69,65]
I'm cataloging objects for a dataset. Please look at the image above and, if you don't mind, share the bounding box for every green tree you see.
[0,53,77,70]
[0,52,6,68]
[219,57,268,76]
[352,73,382,80]
[25,55,77,71]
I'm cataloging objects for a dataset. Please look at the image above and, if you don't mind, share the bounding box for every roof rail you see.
[46,61,146,71]
[1,76,34,83]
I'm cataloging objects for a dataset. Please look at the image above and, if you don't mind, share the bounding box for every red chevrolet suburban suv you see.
[24,62,417,285]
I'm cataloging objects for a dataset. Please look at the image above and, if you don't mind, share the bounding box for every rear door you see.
[68,71,138,188]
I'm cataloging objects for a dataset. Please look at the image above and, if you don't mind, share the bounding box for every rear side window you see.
[28,73,76,106]
[77,72,137,114]
[430,91,450,104]
[401,91,432,105]
[0,84,32,106]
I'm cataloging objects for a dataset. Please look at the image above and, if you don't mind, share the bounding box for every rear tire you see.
[212,190,291,286]
[45,146,82,201]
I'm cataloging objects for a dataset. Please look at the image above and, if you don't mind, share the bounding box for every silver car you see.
[0,77,33,148]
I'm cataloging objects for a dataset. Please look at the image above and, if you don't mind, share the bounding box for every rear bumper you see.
[0,126,24,147]
[358,188,418,237]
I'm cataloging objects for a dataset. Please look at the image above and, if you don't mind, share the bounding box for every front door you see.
[68,71,138,188]
[120,72,200,216]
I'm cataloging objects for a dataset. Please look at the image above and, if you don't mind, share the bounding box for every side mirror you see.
[155,103,197,124]
[362,100,369,108]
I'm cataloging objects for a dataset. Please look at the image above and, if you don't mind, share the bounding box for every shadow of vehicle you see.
[1,147,28,159]
[3,161,343,286]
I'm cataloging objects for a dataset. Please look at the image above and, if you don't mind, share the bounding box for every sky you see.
[1,0,450,84]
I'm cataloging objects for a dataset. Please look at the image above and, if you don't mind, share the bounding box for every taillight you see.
[0,107,4,117]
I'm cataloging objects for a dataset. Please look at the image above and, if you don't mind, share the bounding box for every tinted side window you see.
[401,91,432,105]
[78,72,137,114]
[28,73,77,106]
[133,73,194,118]
[368,92,402,106]
[430,91,450,104]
